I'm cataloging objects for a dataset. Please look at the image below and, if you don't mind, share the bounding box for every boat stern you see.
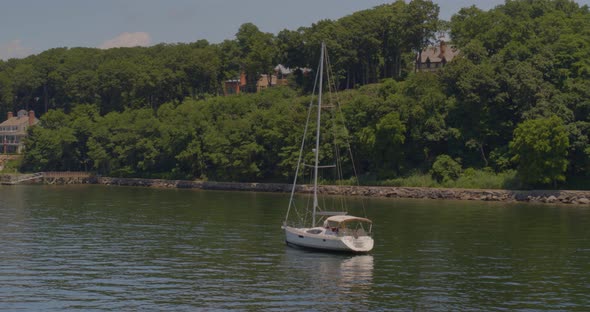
[341,236,374,253]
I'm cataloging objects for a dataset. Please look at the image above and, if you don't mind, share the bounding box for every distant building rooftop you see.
[416,41,459,72]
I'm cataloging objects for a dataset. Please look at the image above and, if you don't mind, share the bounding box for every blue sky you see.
[1,0,588,60]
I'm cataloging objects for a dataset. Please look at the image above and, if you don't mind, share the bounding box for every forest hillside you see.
[0,0,588,189]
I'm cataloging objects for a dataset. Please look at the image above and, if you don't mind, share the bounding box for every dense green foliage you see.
[510,116,570,186]
[0,0,438,117]
[431,155,462,183]
[23,88,308,181]
[8,0,590,189]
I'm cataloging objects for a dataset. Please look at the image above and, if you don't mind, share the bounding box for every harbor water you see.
[1,185,589,311]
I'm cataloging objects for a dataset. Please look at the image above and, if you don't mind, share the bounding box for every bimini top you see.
[325,215,372,224]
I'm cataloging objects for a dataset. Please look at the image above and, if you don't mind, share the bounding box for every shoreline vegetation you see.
[2,1,590,191]
[2,173,589,205]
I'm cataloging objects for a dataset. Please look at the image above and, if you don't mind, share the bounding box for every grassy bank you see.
[9,167,590,191]
[0,156,22,174]
[363,169,588,191]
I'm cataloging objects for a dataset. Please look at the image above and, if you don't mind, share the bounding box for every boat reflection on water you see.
[281,248,374,304]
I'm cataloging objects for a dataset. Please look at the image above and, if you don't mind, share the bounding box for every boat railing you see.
[338,228,371,238]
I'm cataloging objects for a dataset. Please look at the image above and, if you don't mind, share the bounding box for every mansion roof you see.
[418,41,458,64]
[0,110,39,133]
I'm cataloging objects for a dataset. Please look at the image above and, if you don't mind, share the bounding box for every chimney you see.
[7,112,13,120]
[240,72,247,87]
[28,110,35,126]
[439,41,446,57]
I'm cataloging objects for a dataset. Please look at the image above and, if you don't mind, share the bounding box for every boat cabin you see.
[323,215,372,237]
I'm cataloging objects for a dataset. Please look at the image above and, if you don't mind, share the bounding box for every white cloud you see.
[0,40,34,60]
[98,32,152,49]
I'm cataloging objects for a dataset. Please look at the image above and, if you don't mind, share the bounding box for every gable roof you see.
[418,41,458,63]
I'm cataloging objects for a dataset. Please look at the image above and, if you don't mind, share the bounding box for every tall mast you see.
[312,42,325,226]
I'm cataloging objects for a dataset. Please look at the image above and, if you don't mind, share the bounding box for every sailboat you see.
[282,42,374,253]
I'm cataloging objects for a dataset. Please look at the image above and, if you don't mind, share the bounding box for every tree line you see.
[0,0,438,117]
[7,0,590,188]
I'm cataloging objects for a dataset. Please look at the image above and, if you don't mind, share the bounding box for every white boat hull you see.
[282,43,375,254]
[284,226,374,253]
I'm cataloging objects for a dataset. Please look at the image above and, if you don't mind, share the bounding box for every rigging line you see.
[324,44,350,215]
[292,203,305,227]
[333,137,345,213]
[285,51,322,224]
[295,170,313,227]
[312,42,326,227]
[323,45,343,186]
[318,45,346,216]
[325,43,368,218]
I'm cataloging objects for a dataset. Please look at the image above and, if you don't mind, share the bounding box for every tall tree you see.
[510,116,570,186]
[403,0,440,71]
[236,23,278,92]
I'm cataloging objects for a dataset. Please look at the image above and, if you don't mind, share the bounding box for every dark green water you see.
[1,185,589,311]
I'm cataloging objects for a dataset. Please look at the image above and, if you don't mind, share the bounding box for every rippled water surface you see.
[1,185,590,311]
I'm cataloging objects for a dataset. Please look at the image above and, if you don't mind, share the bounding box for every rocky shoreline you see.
[90,176,590,205]
[3,173,588,205]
